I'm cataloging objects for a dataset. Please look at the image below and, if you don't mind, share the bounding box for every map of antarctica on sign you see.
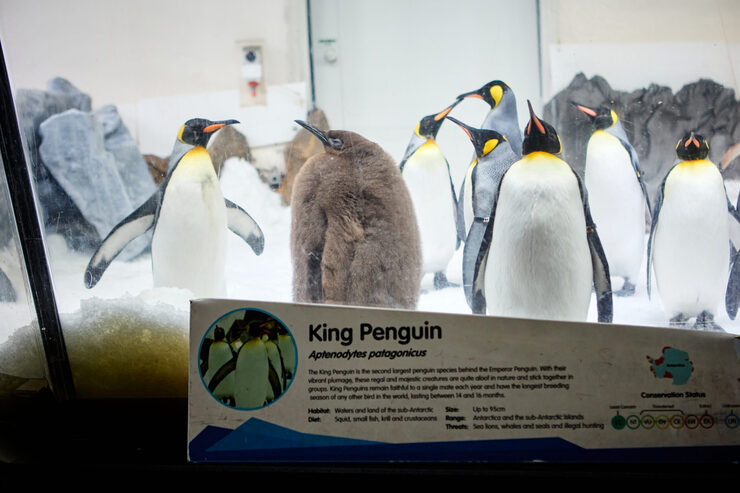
[647,347,693,385]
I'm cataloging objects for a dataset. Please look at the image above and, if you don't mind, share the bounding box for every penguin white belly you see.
[152,147,227,297]
[485,154,592,321]
[402,142,457,273]
[585,131,645,280]
[234,338,269,409]
[653,161,729,318]
[204,341,233,400]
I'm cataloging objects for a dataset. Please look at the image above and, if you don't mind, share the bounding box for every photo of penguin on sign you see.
[199,308,297,410]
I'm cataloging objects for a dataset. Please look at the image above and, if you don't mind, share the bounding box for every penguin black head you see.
[571,102,617,130]
[522,100,561,155]
[178,118,239,148]
[415,100,461,140]
[295,119,344,150]
[676,131,710,161]
[457,80,512,109]
[446,116,507,159]
[213,326,225,342]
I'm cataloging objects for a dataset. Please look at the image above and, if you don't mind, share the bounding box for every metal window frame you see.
[0,39,75,401]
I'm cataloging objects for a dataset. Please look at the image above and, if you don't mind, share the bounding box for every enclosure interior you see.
[1,0,739,399]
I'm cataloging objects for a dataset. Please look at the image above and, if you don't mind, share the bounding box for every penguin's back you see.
[585,130,645,279]
[653,160,729,317]
[292,132,422,309]
[486,152,592,321]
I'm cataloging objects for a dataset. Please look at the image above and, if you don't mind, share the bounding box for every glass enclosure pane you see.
[0,154,47,392]
[0,0,738,400]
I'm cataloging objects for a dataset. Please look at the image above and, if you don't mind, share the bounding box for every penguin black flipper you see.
[574,170,613,322]
[84,191,161,289]
[456,171,469,243]
[727,194,740,255]
[466,217,492,314]
[619,138,653,217]
[290,157,326,303]
[446,157,461,250]
[267,359,283,400]
[646,165,673,299]
[726,250,740,319]
[225,199,265,255]
[208,357,237,393]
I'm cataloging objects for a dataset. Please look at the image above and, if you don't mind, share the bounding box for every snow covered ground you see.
[1,158,738,394]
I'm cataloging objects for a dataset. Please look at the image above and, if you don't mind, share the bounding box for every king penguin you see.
[647,132,730,330]
[445,116,518,313]
[290,120,422,309]
[203,326,235,403]
[399,101,460,290]
[455,80,523,242]
[84,118,265,297]
[573,102,651,296]
[471,101,612,322]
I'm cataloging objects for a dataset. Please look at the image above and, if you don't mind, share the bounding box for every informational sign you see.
[188,299,740,462]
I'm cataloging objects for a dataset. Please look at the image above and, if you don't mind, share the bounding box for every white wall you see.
[0,0,311,155]
[309,0,541,187]
[541,0,740,98]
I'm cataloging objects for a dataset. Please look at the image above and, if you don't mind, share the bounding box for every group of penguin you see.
[81,81,740,332]
[200,311,296,409]
[397,79,740,330]
[397,81,612,323]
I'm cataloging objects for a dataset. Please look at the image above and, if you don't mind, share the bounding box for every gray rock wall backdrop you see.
[11,78,154,259]
[544,74,740,206]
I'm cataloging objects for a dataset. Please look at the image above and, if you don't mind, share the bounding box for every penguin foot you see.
[614,279,636,297]
[694,311,725,332]
[433,272,458,290]
[669,313,690,327]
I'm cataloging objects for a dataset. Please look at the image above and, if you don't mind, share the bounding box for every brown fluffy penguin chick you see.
[290,120,422,309]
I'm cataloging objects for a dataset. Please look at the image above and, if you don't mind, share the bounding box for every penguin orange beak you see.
[445,115,474,140]
[571,101,597,118]
[526,100,546,135]
[457,89,484,101]
[433,99,461,121]
[204,119,239,133]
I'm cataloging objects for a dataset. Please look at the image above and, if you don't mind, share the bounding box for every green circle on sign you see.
[641,415,656,429]
[611,414,626,430]
[626,415,641,430]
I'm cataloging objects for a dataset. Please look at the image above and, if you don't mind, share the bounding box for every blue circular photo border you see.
[198,307,298,411]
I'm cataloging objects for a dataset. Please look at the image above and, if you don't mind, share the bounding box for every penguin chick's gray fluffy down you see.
[290,120,422,309]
